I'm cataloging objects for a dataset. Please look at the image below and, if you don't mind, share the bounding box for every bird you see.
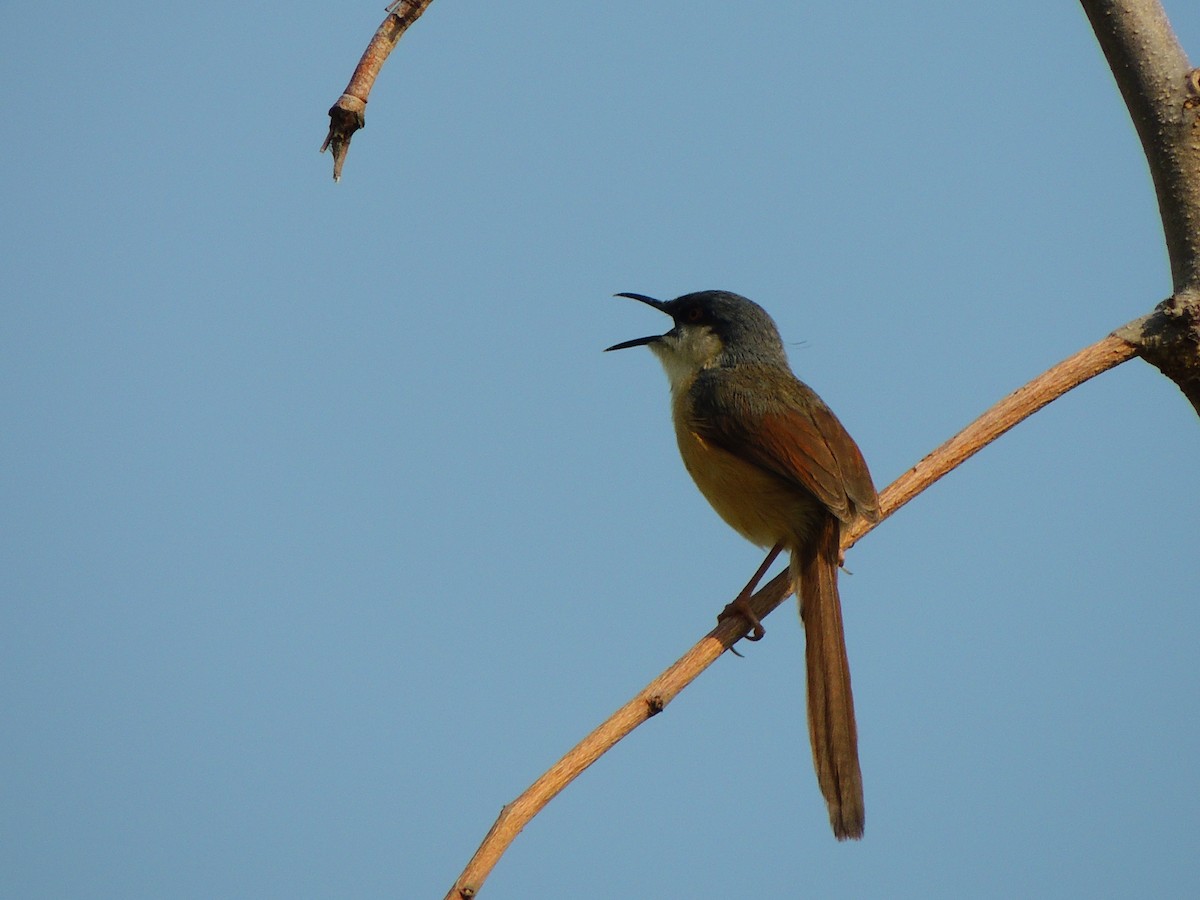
[605,289,880,840]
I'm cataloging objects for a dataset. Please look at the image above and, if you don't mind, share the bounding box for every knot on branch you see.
[1184,69,1200,113]
[1118,292,1200,413]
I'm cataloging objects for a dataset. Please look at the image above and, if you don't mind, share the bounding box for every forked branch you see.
[1079,0,1200,411]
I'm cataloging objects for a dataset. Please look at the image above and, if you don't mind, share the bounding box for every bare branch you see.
[321,1,434,181]
[1081,0,1199,289]
[1080,0,1200,409]
[846,332,1139,545]
[443,329,1138,899]
[442,577,789,900]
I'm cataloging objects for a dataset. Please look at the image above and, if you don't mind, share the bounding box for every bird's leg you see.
[718,542,783,641]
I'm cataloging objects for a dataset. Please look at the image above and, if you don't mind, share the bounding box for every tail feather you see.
[794,514,865,840]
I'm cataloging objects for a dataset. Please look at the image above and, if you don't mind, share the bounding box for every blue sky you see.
[3,2,1198,897]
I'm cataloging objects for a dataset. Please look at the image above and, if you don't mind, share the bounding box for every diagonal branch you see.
[443,328,1138,900]
[846,331,1138,544]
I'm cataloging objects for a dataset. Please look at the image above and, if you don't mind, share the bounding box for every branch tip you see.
[321,0,433,180]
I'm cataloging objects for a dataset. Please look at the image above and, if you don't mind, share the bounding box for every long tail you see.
[794,514,865,840]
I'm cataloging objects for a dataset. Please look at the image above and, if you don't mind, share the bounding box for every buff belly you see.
[673,417,821,551]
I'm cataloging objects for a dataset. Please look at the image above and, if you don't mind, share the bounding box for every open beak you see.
[605,292,669,352]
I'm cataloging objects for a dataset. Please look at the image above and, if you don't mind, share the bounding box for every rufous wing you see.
[691,367,879,526]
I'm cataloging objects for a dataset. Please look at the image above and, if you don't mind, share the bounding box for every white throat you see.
[650,327,723,393]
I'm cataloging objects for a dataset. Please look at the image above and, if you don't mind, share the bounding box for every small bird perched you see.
[606,290,879,840]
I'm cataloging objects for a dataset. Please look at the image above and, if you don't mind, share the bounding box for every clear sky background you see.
[3,3,1198,898]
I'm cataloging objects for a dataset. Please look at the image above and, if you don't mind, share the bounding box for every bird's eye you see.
[685,306,704,323]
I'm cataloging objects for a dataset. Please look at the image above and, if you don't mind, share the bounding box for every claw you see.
[715,542,782,644]
[719,594,766,641]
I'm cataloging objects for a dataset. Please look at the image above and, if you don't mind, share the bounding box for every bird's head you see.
[605,290,787,388]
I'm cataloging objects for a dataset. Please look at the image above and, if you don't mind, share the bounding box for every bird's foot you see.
[718,594,765,641]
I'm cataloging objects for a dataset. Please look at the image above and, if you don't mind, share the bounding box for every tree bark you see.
[1080,0,1200,412]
